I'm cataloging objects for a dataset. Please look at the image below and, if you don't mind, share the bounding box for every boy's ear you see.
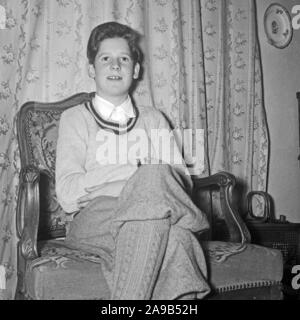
[133,63,140,80]
[88,64,95,79]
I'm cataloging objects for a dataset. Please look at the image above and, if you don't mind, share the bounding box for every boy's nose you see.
[111,59,121,70]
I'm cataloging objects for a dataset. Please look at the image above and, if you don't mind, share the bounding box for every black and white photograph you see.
[0,0,299,306]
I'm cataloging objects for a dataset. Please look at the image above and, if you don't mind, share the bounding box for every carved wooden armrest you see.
[16,165,40,260]
[192,171,251,244]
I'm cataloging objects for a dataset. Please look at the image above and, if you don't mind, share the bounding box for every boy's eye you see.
[100,56,110,62]
[120,56,131,63]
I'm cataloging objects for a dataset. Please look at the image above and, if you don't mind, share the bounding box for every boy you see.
[56,22,210,299]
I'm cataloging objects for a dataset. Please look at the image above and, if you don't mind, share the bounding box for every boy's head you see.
[87,22,142,105]
[87,22,142,66]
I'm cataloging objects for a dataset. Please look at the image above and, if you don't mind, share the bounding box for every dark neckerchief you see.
[84,95,139,135]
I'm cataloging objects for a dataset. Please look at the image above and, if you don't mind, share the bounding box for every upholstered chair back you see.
[17,92,91,240]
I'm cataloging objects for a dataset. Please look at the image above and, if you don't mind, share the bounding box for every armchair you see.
[15,92,283,300]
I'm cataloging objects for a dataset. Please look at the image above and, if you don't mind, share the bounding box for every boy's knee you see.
[125,218,170,230]
[116,219,171,240]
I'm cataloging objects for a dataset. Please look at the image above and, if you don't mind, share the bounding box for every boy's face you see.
[89,37,140,105]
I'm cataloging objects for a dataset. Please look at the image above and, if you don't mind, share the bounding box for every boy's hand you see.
[77,180,127,209]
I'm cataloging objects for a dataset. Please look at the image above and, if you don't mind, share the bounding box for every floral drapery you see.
[202,0,269,217]
[0,0,268,299]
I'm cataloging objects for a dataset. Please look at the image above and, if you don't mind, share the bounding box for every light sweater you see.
[55,99,190,213]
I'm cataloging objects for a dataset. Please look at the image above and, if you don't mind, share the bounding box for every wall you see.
[256,0,300,222]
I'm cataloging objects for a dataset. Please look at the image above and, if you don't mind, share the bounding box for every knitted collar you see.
[84,95,139,135]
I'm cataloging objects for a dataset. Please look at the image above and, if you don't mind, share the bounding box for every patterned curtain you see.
[0,0,268,299]
[201,0,269,218]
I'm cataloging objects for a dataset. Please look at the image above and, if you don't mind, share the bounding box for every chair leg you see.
[15,244,26,300]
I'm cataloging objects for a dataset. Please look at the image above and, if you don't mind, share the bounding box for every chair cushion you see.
[25,240,110,300]
[202,241,283,291]
[24,240,283,299]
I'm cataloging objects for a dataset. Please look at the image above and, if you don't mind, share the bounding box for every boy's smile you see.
[107,76,122,80]
[89,37,140,106]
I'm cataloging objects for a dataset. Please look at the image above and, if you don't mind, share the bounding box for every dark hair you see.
[87,22,142,65]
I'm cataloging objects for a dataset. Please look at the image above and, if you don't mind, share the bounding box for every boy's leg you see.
[151,225,211,300]
[64,196,118,294]
[111,219,170,300]
[111,164,210,300]
[112,164,209,234]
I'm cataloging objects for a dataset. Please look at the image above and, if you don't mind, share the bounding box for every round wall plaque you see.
[264,3,293,49]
